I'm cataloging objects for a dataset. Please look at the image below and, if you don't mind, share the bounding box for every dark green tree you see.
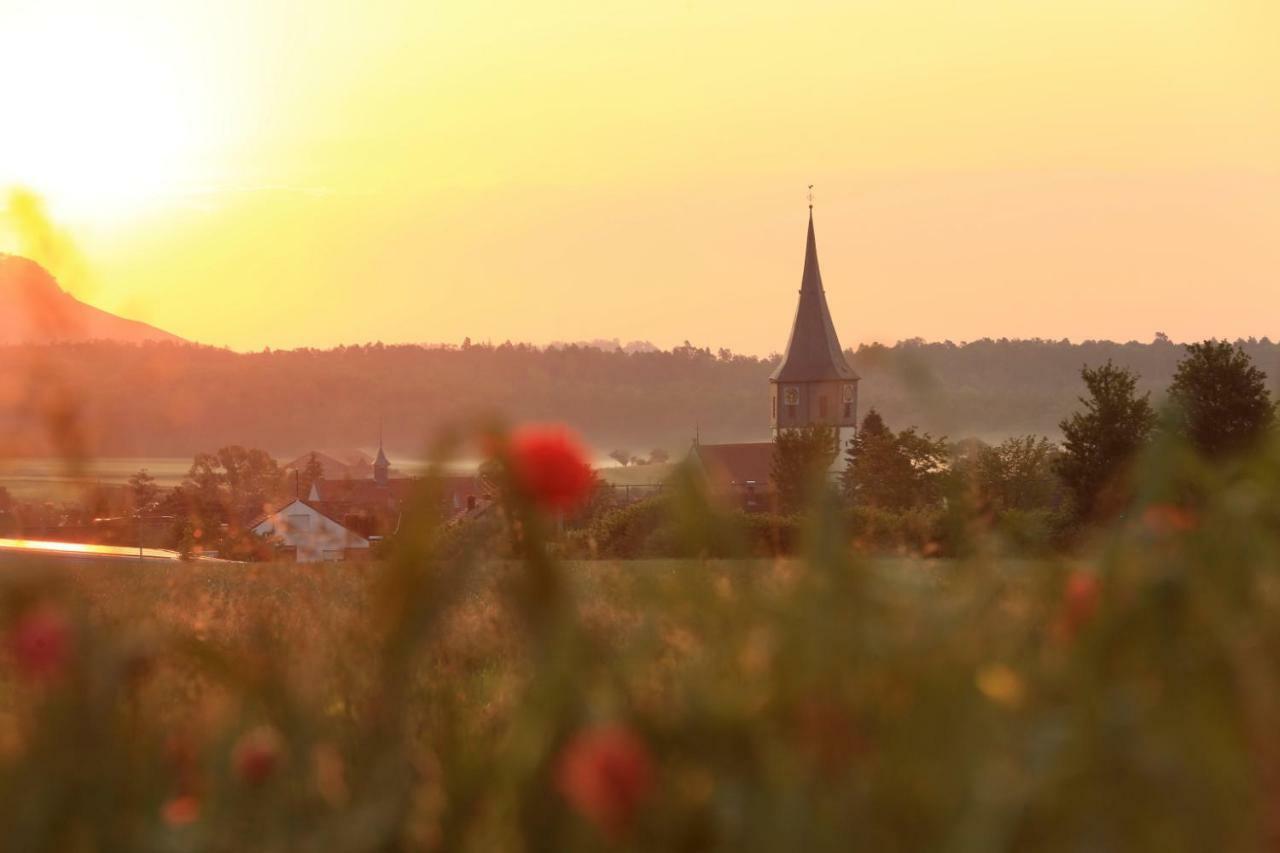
[128,469,160,514]
[771,423,838,513]
[183,446,285,525]
[842,410,948,510]
[300,452,326,495]
[1056,361,1156,519]
[974,435,1060,512]
[1167,340,1276,459]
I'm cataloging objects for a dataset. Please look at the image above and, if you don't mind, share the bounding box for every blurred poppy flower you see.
[232,724,284,786]
[1059,571,1100,640]
[556,723,654,839]
[1142,504,1198,535]
[6,602,72,684]
[161,795,200,826]
[504,425,595,512]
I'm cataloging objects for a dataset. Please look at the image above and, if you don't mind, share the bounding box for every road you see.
[0,538,189,564]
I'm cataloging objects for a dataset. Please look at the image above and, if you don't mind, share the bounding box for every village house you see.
[257,439,489,561]
[251,498,372,563]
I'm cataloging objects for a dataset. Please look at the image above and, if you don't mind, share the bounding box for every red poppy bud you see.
[232,725,284,786]
[556,724,654,839]
[6,602,72,684]
[1060,571,1100,640]
[161,795,200,826]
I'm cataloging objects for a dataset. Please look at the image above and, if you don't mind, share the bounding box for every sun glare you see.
[0,9,202,225]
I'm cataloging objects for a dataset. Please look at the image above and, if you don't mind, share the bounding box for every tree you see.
[300,452,325,495]
[842,410,948,511]
[974,436,1060,512]
[1056,361,1156,520]
[183,446,285,525]
[608,449,631,467]
[647,449,670,465]
[771,423,838,513]
[128,469,159,514]
[1167,340,1276,459]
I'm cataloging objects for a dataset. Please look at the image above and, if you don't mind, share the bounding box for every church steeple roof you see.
[769,210,859,383]
[374,422,390,486]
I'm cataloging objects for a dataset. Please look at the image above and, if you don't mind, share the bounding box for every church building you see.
[690,204,859,508]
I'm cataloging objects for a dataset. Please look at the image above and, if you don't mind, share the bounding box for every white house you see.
[251,499,371,563]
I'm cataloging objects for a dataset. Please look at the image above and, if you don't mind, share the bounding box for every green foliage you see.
[972,435,1062,512]
[126,468,159,512]
[299,451,325,496]
[1056,360,1156,520]
[584,495,671,558]
[770,423,837,513]
[843,409,948,511]
[1167,339,1276,459]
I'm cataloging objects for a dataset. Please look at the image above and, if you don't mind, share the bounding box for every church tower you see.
[374,432,390,486]
[769,206,860,471]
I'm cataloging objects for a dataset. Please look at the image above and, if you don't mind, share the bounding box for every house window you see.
[819,395,828,417]
[772,394,776,419]
[843,403,852,418]
[784,387,799,406]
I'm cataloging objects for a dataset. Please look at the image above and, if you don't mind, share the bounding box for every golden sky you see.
[1,0,1278,352]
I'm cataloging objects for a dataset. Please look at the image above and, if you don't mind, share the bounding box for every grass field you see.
[1,433,1278,850]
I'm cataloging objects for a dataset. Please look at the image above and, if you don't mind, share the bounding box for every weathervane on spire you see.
[807,184,814,210]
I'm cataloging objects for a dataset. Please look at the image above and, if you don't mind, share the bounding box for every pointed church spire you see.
[769,204,858,383]
[374,419,390,486]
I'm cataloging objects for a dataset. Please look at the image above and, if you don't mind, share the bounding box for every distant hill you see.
[2,337,1278,459]
[0,255,181,345]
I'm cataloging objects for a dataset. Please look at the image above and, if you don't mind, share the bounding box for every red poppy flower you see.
[161,795,200,826]
[1142,504,1198,535]
[232,725,284,786]
[1059,571,1100,640]
[6,602,72,684]
[556,723,655,839]
[506,425,595,512]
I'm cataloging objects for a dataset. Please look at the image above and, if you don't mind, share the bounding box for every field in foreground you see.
[0,434,1279,852]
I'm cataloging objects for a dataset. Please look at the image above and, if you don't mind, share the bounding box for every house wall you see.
[252,500,370,563]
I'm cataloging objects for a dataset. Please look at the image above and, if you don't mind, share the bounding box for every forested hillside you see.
[2,336,1278,457]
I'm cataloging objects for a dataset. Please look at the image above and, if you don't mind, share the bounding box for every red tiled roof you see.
[690,442,775,489]
[284,450,376,481]
[312,477,416,504]
[312,475,488,510]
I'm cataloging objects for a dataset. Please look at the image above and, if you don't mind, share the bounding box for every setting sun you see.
[0,6,212,226]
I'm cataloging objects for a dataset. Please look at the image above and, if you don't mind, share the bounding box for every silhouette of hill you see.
[0,255,181,345]
[2,337,1277,459]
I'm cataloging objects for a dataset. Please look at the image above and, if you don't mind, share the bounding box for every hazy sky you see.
[1,0,1277,352]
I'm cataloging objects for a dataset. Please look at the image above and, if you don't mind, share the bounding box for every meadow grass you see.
[0,436,1279,850]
